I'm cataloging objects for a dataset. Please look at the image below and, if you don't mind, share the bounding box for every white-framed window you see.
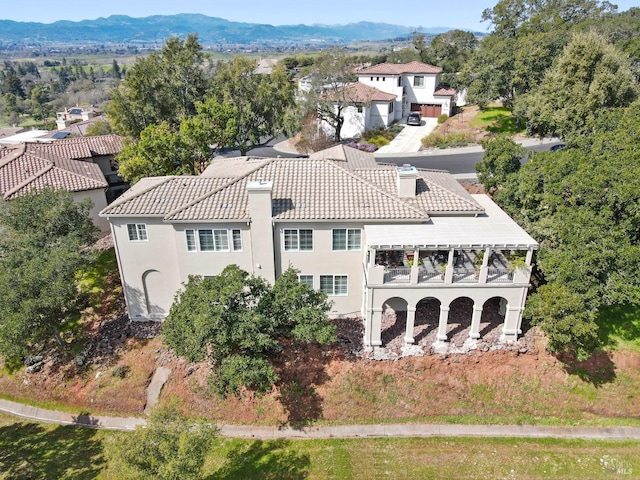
[283,228,313,251]
[189,228,240,252]
[397,77,402,87]
[127,223,148,242]
[320,275,348,296]
[389,101,394,113]
[332,228,362,251]
[413,76,424,87]
[232,229,242,251]
[298,274,314,288]
[185,229,197,251]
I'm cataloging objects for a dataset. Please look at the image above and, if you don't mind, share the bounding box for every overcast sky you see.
[1,1,637,32]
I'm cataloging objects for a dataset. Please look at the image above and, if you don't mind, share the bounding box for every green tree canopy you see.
[0,189,98,362]
[106,34,209,138]
[210,57,296,155]
[515,31,638,139]
[475,135,526,192]
[494,101,640,357]
[163,265,336,396]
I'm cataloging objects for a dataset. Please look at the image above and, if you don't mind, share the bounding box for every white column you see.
[436,305,450,341]
[444,248,454,283]
[479,247,491,283]
[368,308,383,347]
[500,306,522,341]
[469,304,484,339]
[404,307,416,344]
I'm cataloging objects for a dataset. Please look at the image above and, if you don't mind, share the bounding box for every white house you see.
[317,61,456,138]
[100,145,537,350]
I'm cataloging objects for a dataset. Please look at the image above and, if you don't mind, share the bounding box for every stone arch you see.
[446,296,474,346]
[142,269,167,318]
[479,296,508,341]
[381,296,408,347]
[414,297,441,344]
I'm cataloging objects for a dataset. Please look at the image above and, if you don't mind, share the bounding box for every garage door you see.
[421,104,442,118]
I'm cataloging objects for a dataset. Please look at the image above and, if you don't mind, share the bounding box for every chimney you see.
[397,164,418,197]
[247,180,276,284]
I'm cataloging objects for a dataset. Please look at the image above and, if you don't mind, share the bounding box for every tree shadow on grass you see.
[0,421,105,479]
[558,350,617,387]
[209,439,309,480]
[596,304,640,351]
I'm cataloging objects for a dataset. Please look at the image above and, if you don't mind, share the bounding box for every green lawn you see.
[2,414,638,479]
[470,104,525,134]
[597,304,640,352]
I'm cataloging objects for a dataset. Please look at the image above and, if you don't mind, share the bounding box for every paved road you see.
[2,398,640,440]
[375,141,563,176]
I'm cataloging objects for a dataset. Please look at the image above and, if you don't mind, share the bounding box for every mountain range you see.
[0,14,459,45]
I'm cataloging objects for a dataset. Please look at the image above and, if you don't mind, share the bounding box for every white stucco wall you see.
[73,189,109,232]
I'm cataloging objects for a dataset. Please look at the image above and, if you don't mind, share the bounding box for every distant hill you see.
[0,14,464,45]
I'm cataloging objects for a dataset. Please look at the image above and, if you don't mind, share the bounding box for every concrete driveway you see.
[376,117,438,154]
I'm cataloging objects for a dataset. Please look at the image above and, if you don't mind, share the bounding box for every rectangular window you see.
[232,229,242,251]
[389,101,394,113]
[213,229,229,251]
[357,105,363,113]
[397,77,402,87]
[382,77,385,81]
[320,275,348,296]
[284,228,313,251]
[199,229,214,251]
[185,229,196,251]
[127,223,148,242]
[413,76,424,87]
[298,275,314,288]
[370,76,373,81]
[332,228,361,251]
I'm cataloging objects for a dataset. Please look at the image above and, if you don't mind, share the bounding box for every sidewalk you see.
[2,398,640,440]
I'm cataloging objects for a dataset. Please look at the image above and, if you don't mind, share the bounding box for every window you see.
[413,76,424,87]
[232,229,242,251]
[370,76,373,81]
[199,229,214,251]
[389,101,394,113]
[213,229,229,251]
[185,229,196,251]
[284,228,313,251]
[320,275,348,296]
[127,223,148,241]
[376,76,380,81]
[298,275,314,288]
[382,76,385,81]
[332,228,361,251]
[397,77,402,87]
[356,105,363,113]
[191,229,239,252]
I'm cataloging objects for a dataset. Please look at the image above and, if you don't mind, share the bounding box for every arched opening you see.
[414,297,441,345]
[447,297,474,346]
[142,269,167,318]
[381,297,408,348]
[480,297,508,342]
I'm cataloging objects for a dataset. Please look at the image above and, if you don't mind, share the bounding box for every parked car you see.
[407,112,422,126]
[550,143,566,152]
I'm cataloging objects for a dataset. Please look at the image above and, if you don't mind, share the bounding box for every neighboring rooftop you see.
[358,61,443,76]
[0,144,107,200]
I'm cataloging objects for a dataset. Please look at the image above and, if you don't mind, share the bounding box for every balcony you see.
[367,249,530,287]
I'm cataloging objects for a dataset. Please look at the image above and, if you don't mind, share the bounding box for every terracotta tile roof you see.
[0,149,107,200]
[358,61,442,75]
[328,82,396,103]
[27,134,124,159]
[100,146,483,221]
[434,86,456,96]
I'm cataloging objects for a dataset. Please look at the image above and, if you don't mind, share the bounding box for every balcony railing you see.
[486,268,514,283]
[418,266,444,283]
[383,267,411,284]
[452,268,478,283]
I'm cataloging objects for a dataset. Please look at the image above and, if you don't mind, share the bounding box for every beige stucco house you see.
[101,145,537,349]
